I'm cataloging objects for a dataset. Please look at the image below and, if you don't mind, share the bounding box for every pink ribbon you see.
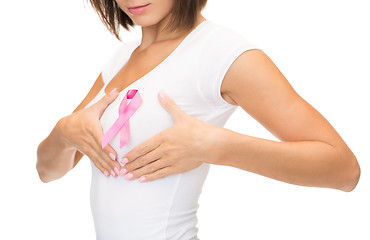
[102,89,142,149]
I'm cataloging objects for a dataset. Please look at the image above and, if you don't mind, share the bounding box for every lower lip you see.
[128,4,150,15]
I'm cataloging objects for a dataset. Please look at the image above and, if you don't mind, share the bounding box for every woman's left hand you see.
[119,90,221,182]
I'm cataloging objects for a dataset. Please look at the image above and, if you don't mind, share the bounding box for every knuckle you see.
[113,161,121,168]
[124,164,130,170]
[158,171,165,178]
[85,142,97,155]
[108,161,116,169]
[96,165,104,173]
[82,120,94,133]
[139,147,146,155]
[162,147,170,157]
[101,158,112,169]
[102,152,114,163]
[108,162,116,170]
[161,133,170,142]
[104,154,113,162]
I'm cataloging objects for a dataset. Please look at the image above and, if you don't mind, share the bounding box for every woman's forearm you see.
[36,118,77,183]
[209,127,360,192]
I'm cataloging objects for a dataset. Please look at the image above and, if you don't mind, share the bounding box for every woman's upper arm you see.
[221,49,352,154]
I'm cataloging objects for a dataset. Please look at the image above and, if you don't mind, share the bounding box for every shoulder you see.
[204,21,257,49]
[197,21,260,67]
[222,46,287,108]
[195,21,263,106]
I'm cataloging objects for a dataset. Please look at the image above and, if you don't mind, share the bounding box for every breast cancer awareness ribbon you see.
[102,89,142,149]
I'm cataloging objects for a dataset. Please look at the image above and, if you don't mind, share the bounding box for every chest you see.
[104,39,185,96]
[104,52,235,106]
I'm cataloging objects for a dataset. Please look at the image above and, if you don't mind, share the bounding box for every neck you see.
[139,13,206,50]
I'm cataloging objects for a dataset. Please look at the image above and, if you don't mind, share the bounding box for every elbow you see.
[36,144,55,183]
[339,154,361,192]
[36,159,58,183]
[36,161,67,183]
[37,144,49,183]
[36,162,50,183]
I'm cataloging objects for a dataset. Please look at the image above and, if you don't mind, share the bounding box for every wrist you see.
[53,117,75,152]
[202,125,231,166]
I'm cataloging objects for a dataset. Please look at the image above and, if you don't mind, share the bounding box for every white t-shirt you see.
[84,19,260,240]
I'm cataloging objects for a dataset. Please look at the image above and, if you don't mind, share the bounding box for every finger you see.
[123,145,162,172]
[157,89,187,123]
[85,138,118,177]
[91,127,124,176]
[138,167,172,183]
[96,141,122,177]
[104,143,118,162]
[85,144,110,177]
[93,160,110,177]
[103,144,122,176]
[92,87,119,117]
[124,158,169,181]
[121,132,163,165]
[75,130,111,177]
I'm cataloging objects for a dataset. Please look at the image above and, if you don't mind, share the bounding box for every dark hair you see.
[87,0,208,41]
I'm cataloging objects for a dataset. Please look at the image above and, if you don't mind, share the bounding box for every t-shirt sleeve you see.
[197,34,262,108]
[211,41,262,107]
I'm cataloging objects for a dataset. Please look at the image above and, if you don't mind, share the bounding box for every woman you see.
[36,0,361,239]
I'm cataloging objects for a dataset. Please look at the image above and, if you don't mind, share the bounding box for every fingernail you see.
[125,173,133,180]
[138,176,146,182]
[110,88,118,96]
[114,167,120,175]
[119,168,128,175]
[158,89,166,99]
[104,170,109,177]
[109,152,116,161]
[110,170,116,177]
[121,158,128,164]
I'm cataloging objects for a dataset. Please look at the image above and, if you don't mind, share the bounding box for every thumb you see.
[158,89,187,123]
[94,88,119,117]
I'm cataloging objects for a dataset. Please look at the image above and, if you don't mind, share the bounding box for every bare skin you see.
[73,13,207,173]
[36,1,208,181]
[36,84,124,182]
[113,7,360,190]
[103,17,207,95]
[119,49,361,191]
[37,0,360,192]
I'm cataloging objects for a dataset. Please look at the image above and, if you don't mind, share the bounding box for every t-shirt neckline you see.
[103,19,210,96]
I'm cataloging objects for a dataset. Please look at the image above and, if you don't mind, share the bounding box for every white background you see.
[1,0,369,239]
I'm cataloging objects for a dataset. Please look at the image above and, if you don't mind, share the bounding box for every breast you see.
[90,81,210,239]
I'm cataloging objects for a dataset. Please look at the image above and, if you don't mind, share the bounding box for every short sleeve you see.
[196,27,262,108]
[212,42,262,107]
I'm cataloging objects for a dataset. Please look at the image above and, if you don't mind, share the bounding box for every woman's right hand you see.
[57,88,125,177]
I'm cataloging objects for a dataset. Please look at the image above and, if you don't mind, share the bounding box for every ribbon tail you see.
[120,120,130,148]
[102,118,125,149]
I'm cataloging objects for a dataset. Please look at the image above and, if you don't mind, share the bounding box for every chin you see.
[132,18,162,28]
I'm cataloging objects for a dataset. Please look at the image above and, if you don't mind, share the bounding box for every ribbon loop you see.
[102,89,142,149]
